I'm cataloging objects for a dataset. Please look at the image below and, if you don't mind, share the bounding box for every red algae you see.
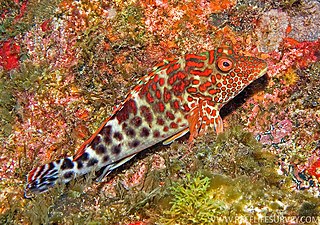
[0,40,20,70]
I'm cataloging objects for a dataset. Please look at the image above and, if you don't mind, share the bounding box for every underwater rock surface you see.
[0,0,319,224]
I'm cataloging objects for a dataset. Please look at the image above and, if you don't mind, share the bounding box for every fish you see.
[24,43,267,197]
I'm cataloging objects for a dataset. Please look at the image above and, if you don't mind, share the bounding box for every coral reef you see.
[0,0,319,224]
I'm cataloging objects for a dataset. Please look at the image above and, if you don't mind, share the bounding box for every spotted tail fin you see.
[24,156,93,198]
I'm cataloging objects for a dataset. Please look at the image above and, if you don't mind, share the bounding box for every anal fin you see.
[163,128,189,145]
[96,154,137,182]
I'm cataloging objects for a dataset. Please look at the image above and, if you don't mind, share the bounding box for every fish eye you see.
[217,57,233,72]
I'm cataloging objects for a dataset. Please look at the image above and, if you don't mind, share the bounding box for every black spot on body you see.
[101,125,112,135]
[153,130,160,138]
[61,158,74,170]
[140,106,153,123]
[129,140,140,148]
[140,127,150,137]
[131,116,142,127]
[113,132,124,141]
[116,99,138,123]
[90,135,101,149]
[125,127,136,137]
[101,125,112,145]
[104,135,112,145]
[157,117,165,125]
[122,123,128,129]
[116,108,129,124]
[87,158,98,167]
[103,155,110,163]
[77,161,83,169]
[76,152,89,162]
[95,144,106,155]
[63,171,74,179]
[112,144,121,155]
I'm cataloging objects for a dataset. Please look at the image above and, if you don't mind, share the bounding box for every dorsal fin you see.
[73,57,178,161]
[73,115,111,161]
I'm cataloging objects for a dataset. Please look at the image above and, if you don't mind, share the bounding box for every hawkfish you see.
[24,43,267,197]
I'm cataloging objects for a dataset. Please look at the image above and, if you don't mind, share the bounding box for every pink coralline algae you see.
[256,9,289,53]
[266,39,320,76]
[256,119,293,147]
[288,0,320,42]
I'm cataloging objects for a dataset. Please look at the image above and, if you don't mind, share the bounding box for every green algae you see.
[0,63,50,137]
[111,4,147,47]
[0,0,61,40]
[160,173,226,225]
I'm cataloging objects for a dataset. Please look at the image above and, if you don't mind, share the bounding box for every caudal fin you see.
[24,157,86,198]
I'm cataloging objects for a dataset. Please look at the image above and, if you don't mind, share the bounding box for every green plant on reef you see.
[161,173,226,224]
[111,4,147,47]
[0,0,61,40]
[0,62,55,138]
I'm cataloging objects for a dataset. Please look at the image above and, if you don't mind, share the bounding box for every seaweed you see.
[0,0,61,41]
[160,173,226,224]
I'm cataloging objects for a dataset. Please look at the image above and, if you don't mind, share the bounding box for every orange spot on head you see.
[205,107,211,114]
[211,75,216,84]
[208,89,217,95]
[187,87,197,93]
[234,68,241,73]
[192,79,200,85]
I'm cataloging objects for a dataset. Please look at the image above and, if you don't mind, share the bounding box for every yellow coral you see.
[282,67,299,86]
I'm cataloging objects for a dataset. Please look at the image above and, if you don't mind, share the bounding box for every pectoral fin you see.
[163,128,189,145]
